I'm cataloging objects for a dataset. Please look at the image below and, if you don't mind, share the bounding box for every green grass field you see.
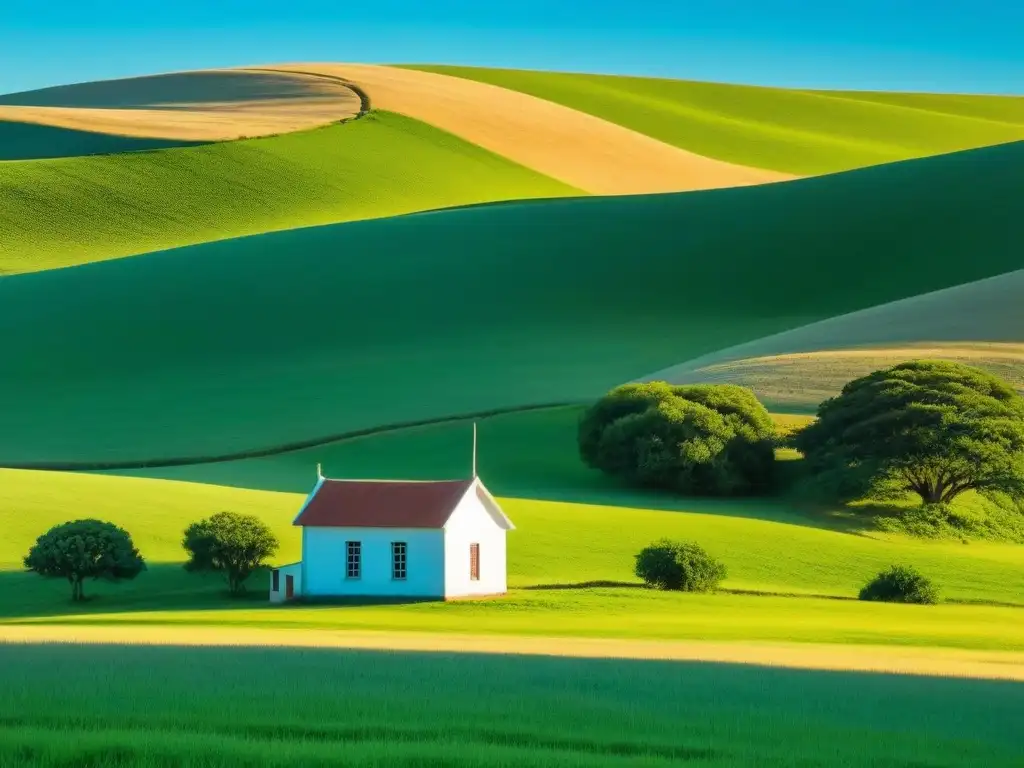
[408,65,1024,175]
[3,408,1023,650]
[4,61,1024,768]
[0,109,578,273]
[2,643,1020,768]
[1,142,1020,465]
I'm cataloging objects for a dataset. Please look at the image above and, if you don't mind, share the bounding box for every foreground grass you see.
[410,65,1024,175]
[0,109,577,274]
[0,643,1020,767]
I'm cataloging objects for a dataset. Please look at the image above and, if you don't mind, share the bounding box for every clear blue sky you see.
[1,0,1022,95]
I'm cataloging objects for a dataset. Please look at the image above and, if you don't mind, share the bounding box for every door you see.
[285,574,294,600]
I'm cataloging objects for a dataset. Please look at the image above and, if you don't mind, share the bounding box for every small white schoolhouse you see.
[270,456,514,603]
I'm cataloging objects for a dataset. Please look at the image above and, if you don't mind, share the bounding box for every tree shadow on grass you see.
[0,564,455,623]
[520,580,858,602]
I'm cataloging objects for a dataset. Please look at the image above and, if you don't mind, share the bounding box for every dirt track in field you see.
[256,63,796,195]
[2,625,1021,681]
[0,70,362,141]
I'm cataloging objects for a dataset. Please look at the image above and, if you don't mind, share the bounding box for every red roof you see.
[293,478,475,529]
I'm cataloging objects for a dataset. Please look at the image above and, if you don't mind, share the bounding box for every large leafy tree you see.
[791,360,1024,507]
[23,519,146,601]
[182,511,279,596]
[578,381,777,495]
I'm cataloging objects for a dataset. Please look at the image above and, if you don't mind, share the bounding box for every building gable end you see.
[291,476,326,526]
[444,478,514,531]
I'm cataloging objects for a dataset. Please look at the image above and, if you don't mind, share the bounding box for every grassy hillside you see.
[670,344,1024,412]
[643,269,1024,410]
[0,119,200,160]
[2,408,1023,648]
[407,65,1024,175]
[0,141,1020,464]
[0,110,578,274]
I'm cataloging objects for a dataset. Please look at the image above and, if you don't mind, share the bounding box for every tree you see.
[182,512,279,596]
[578,381,777,495]
[23,519,146,601]
[634,539,727,592]
[790,360,1024,508]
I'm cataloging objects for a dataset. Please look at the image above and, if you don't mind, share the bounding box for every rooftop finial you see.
[316,462,323,480]
[472,422,478,479]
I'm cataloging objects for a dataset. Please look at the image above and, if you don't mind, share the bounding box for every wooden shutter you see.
[470,543,480,580]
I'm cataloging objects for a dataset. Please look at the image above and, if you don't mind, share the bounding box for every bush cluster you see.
[579,381,777,496]
[634,539,727,592]
[858,565,939,605]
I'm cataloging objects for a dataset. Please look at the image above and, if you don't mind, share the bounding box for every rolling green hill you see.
[0,141,1020,465]
[0,110,578,274]
[2,407,1022,646]
[407,65,1024,175]
[0,120,200,160]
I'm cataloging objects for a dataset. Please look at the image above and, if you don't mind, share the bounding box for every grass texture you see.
[0,110,578,273]
[408,65,1024,175]
[0,644,1021,767]
[0,141,1020,464]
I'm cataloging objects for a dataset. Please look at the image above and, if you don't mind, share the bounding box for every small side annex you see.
[270,469,514,603]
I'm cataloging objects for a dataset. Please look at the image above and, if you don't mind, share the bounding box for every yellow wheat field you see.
[256,63,796,195]
[2,625,1022,681]
[0,70,361,140]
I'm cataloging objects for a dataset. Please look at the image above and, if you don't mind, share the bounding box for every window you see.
[392,542,407,580]
[469,543,480,581]
[346,541,361,579]
[271,569,280,592]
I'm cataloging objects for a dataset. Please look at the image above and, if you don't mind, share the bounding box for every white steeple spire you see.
[472,422,478,478]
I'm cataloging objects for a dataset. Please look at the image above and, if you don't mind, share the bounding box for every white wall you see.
[443,487,507,598]
[269,562,302,603]
[302,526,445,598]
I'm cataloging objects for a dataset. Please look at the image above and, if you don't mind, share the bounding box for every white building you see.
[270,468,514,603]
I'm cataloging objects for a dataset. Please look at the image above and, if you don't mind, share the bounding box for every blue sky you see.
[1,0,1022,95]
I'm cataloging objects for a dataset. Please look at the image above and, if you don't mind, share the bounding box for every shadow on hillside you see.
[0,565,468,622]
[0,565,274,622]
[498,483,879,538]
[521,580,643,591]
[520,581,860,602]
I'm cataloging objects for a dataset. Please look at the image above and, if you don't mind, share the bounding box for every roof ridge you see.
[320,476,472,484]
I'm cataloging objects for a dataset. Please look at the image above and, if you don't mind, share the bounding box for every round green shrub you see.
[634,539,727,592]
[579,381,777,496]
[858,564,939,605]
